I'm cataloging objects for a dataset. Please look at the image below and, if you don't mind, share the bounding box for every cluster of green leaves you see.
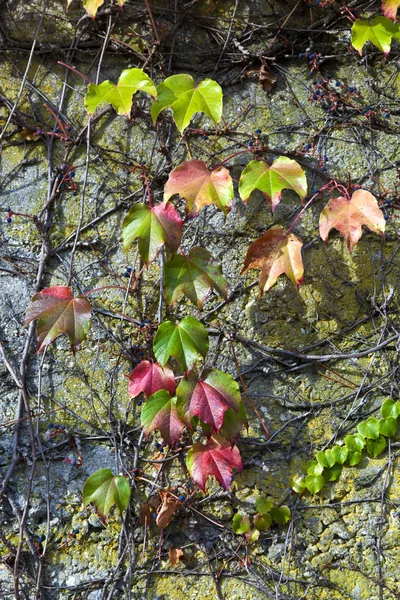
[291,399,400,495]
[233,497,291,544]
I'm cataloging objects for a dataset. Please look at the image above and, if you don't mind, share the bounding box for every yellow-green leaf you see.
[151,74,223,133]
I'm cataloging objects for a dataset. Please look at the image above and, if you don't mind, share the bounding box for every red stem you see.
[143,175,153,208]
[58,61,94,84]
[82,285,130,297]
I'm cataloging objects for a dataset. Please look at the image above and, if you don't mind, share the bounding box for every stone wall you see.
[1,1,400,598]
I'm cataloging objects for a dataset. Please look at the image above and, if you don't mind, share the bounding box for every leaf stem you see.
[57,61,94,84]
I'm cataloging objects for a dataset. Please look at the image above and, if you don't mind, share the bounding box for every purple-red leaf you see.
[186,434,242,491]
[141,390,186,445]
[128,361,176,399]
[164,160,234,217]
[319,190,385,252]
[242,226,304,293]
[24,286,92,354]
[176,369,244,433]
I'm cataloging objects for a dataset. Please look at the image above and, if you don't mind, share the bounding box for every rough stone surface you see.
[1,1,400,599]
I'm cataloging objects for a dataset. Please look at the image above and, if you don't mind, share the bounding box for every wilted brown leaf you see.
[156,491,178,529]
[168,547,183,565]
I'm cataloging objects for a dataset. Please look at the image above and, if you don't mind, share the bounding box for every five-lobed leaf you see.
[186,434,242,491]
[164,160,234,217]
[153,316,208,372]
[85,68,156,116]
[176,369,245,434]
[151,74,223,133]
[242,226,304,293]
[239,157,307,211]
[128,361,176,399]
[382,0,400,21]
[319,190,385,252]
[141,390,186,445]
[122,202,182,264]
[24,286,91,354]
[164,247,228,308]
[83,468,130,517]
[351,16,400,55]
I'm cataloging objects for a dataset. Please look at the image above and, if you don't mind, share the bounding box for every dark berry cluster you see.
[57,164,78,195]
[298,50,320,76]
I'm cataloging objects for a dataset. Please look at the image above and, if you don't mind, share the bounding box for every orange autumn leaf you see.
[242,227,304,293]
[319,190,385,252]
[168,547,183,565]
[164,160,234,217]
[382,0,400,21]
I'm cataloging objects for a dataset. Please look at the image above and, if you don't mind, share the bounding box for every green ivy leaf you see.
[255,497,273,515]
[151,74,223,133]
[232,514,251,534]
[164,247,228,308]
[344,433,365,452]
[358,417,380,440]
[153,316,208,371]
[351,16,399,55]
[331,445,348,465]
[85,68,156,116]
[381,398,400,418]
[305,475,325,494]
[347,450,362,466]
[366,435,387,457]
[270,506,291,525]
[254,512,272,531]
[238,157,307,212]
[316,449,336,468]
[378,417,398,437]
[122,202,182,264]
[83,468,130,517]
[289,474,306,494]
[306,460,324,476]
[323,463,342,482]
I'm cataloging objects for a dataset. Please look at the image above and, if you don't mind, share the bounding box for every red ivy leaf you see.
[164,160,234,217]
[128,361,176,399]
[186,434,242,491]
[242,226,304,293]
[176,369,244,433]
[24,286,92,354]
[319,190,385,252]
[141,390,186,445]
